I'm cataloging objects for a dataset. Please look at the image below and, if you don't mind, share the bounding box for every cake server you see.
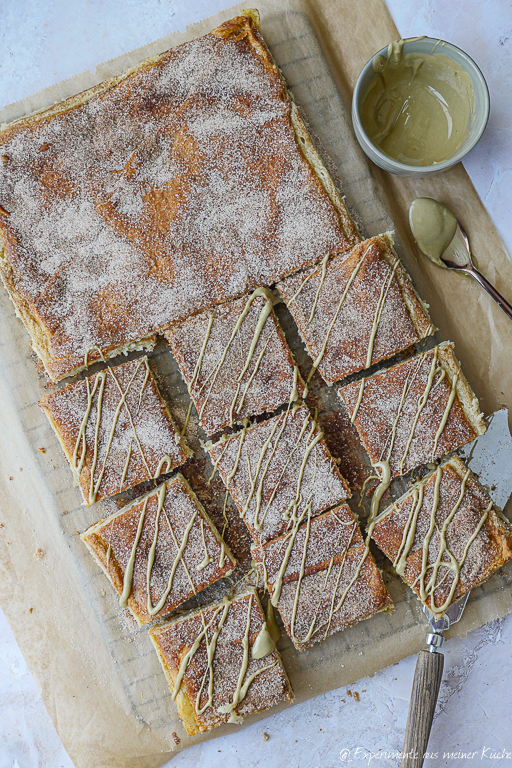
[400,592,469,768]
[409,198,512,322]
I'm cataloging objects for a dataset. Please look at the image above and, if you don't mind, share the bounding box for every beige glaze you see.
[381,465,492,615]
[251,622,276,659]
[361,40,474,166]
[265,601,281,644]
[409,198,458,265]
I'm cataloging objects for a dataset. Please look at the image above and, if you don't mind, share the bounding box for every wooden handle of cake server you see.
[400,650,444,768]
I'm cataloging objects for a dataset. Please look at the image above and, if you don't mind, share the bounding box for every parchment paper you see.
[2,2,512,767]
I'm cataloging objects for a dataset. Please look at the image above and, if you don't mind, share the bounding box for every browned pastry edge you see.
[148,587,294,734]
[372,456,512,612]
[436,343,487,436]
[38,356,191,504]
[81,474,236,626]
[379,232,434,341]
[338,341,486,473]
[0,11,360,382]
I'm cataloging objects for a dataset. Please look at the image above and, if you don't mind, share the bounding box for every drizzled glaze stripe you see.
[254,505,390,648]
[279,234,432,387]
[82,475,235,623]
[40,352,188,505]
[154,591,285,725]
[197,288,276,423]
[208,399,348,547]
[340,344,481,490]
[306,244,371,384]
[167,287,302,434]
[372,461,502,616]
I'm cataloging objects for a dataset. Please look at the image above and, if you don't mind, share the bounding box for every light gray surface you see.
[1,1,511,767]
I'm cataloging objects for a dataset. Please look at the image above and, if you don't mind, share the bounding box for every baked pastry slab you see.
[0,13,359,382]
[252,504,392,650]
[371,457,512,616]
[39,357,190,505]
[149,588,294,734]
[165,287,303,435]
[338,342,486,479]
[277,233,433,385]
[207,404,350,547]
[82,474,235,625]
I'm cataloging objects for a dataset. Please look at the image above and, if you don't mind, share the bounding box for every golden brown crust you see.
[149,589,294,733]
[148,627,199,735]
[252,505,392,650]
[372,457,512,613]
[207,404,350,547]
[38,357,190,504]
[277,234,433,385]
[0,14,358,382]
[436,344,487,436]
[379,232,434,340]
[165,291,304,435]
[81,474,236,625]
[338,342,485,478]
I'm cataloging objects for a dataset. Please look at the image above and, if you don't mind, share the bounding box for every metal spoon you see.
[409,198,512,321]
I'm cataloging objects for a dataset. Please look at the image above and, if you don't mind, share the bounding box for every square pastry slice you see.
[165,288,303,435]
[39,357,190,505]
[149,588,294,734]
[371,457,512,616]
[81,474,235,625]
[277,234,433,385]
[252,505,392,650]
[338,342,486,479]
[0,12,359,382]
[207,404,350,547]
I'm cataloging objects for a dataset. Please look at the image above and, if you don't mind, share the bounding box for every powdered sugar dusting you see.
[39,357,188,502]
[276,545,391,650]
[255,505,362,587]
[165,293,303,435]
[0,17,356,380]
[251,505,391,650]
[150,590,293,730]
[208,405,350,546]
[83,475,235,624]
[277,235,432,385]
[372,460,512,611]
[339,345,478,477]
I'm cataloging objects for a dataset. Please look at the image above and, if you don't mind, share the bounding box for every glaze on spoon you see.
[409,197,512,321]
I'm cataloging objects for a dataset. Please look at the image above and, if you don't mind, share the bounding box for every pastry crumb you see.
[34,548,44,558]
[28,607,33,613]
[353,691,360,702]
[172,732,180,745]
[263,732,269,741]
[39,447,46,453]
